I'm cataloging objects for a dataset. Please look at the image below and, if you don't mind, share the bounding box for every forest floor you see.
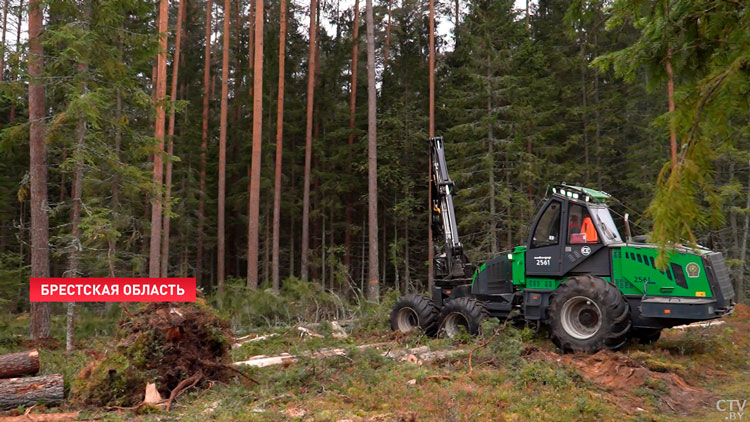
[0,301,748,422]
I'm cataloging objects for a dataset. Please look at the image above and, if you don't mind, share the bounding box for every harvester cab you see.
[390,137,736,353]
[524,184,620,279]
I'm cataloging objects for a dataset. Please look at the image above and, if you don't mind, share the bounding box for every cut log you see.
[234,342,393,368]
[0,374,64,410]
[232,342,465,368]
[0,350,40,379]
[671,320,726,330]
[0,412,79,422]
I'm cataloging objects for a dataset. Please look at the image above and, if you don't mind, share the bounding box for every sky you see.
[302,0,535,49]
[7,0,535,54]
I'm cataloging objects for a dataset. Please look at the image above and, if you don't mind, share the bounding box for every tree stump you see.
[0,374,64,410]
[0,350,40,379]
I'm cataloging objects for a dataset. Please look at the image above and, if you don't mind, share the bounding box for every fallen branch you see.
[166,371,202,411]
[198,359,259,385]
[297,326,323,338]
[468,330,499,375]
[424,375,451,381]
[301,318,359,329]
[232,333,279,349]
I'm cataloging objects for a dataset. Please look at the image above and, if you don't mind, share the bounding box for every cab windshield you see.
[589,206,622,243]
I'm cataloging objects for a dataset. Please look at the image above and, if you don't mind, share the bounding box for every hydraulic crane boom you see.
[430,137,473,283]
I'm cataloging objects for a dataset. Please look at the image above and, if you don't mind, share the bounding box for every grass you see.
[0,296,748,421]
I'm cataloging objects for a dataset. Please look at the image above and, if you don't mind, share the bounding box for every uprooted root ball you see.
[71,301,234,407]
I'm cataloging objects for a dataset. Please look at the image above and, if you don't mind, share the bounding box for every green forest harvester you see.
[390,137,736,353]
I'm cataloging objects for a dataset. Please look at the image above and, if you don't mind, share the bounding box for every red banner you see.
[29,278,196,302]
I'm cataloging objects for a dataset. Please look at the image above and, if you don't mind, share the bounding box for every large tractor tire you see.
[437,297,489,338]
[390,294,439,336]
[630,328,662,345]
[549,275,631,353]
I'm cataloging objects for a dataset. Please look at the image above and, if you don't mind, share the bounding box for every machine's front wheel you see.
[390,294,439,336]
[549,275,631,353]
[437,297,489,338]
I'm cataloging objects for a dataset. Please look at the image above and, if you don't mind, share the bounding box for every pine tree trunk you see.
[487,56,497,254]
[738,162,749,303]
[264,199,270,284]
[594,31,602,187]
[322,209,327,288]
[28,0,49,341]
[381,211,386,288]
[0,350,39,378]
[427,0,435,291]
[365,0,378,302]
[383,0,391,63]
[301,0,317,281]
[246,0,264,290]
[271,0,287,293]
[9,0,21,123]
[217,0,230,291]
[525,0,530,30]
[66,98,86,353]
[66,0,91,352]
[393,222,399,293]
[0,375,63,411]
[109,89,122,278]
[149,0,169,277]
[1,0,8,81]
[197,0,212,288]
[404,214,410,293]
[161,0,186,277]
[360,214,365,291]
[581,39,589,184]
[248,0,254,96]
[329,207,334,287]
[455,0,459,29]
[344,0,359,272]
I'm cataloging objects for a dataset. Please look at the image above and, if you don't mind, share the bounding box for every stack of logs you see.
[0,350,64,411]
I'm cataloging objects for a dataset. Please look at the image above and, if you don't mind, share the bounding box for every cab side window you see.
[531,201,561,248]
[568,204,599,244]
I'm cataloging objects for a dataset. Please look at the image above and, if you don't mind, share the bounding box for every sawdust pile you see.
[527,349,711,414]
[70,301,234,407]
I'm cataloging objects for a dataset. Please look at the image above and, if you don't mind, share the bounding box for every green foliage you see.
[212,277,356,331]
[596,0,750,270]
[0,253,28,312]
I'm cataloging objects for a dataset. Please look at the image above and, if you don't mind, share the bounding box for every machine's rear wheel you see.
[390,294,439,336]
[437,297,489,338]
[631,328,662,345]
[549,275,631,353]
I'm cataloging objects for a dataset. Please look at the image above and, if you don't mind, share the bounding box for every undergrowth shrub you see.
[212,277,359,331]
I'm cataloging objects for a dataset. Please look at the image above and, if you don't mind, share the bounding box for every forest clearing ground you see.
[0,303,747,421]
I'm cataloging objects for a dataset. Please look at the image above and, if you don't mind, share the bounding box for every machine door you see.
[526,199,564,276]
[562,203,606,274]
